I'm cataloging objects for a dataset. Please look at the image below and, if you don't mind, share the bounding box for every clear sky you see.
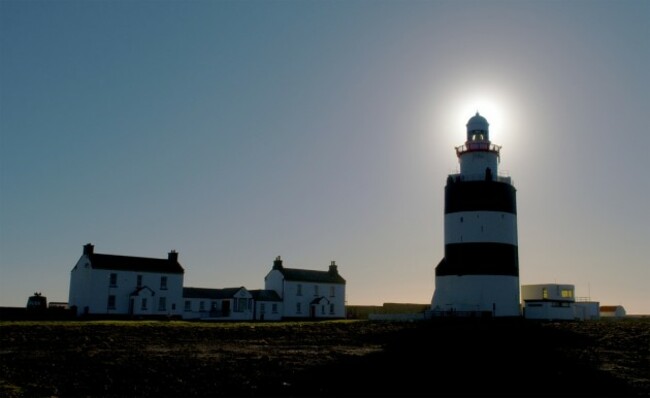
[1,0,648,314]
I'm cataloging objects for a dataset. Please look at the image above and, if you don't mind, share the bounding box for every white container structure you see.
[522,283,576,320]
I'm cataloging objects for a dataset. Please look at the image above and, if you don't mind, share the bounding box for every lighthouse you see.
[431,113,520,317]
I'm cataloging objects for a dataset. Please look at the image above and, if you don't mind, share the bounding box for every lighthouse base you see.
[431,275,521,317]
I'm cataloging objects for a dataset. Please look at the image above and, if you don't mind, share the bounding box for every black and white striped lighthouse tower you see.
[431,113,520,317]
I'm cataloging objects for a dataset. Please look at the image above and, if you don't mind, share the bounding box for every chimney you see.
[273,255,283,270]
[329,260,338,275]
[168,250,178,262]
[83,243,94,256]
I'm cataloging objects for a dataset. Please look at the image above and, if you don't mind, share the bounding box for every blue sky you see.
[1,0,648,314]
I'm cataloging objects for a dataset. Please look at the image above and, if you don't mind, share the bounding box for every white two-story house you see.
[264,256,346,319]
[68,243,184,317]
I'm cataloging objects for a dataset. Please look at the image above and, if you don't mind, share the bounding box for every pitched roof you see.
[278,268,346,284]
[249,289,282,302]
[88,253,184,274]
[600,305,624,312]
[183,287,245,299]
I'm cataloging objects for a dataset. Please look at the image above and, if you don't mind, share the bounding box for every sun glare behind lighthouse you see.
[456,95,507,142]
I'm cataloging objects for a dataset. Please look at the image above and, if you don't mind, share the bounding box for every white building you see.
[264,256,346,319]
[522,284,575,321]
[574,301,600,321]
[182,287,254,321]
[431,113,520,317]
[600,305,626,318]
[68,243,184,317]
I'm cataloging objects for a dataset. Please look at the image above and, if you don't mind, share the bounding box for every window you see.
[141,298,148,310]
[184,301,191,311]
[272,303,278,314]
[561,289,573,298]
[107,295,116,310]
[314,285,319,296]
[330,286,335,297]
[137,275,142,287]
[330,303,335,314]
[160,276,168,290]
[199,301,205,311]
[321,305,325,315]
[260,303,266,314]
[297,284,302,296]
[109,273,117,287]
[158,297,166,311]
[296,303,301,314]
[542,288,548,299]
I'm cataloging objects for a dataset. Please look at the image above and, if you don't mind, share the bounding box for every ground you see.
[0,318,648,397]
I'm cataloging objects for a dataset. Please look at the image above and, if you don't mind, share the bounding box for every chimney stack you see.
[273,255,283,270]
[329,260,338,275]
[168,250,178,262]
[83,243,94,256]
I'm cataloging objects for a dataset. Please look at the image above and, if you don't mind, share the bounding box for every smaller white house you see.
[250,290,283,321]
[68,244,185,317]
[264,256,346,319]
[521,284,575,321]
[600,305,626,318]
[182,287,253,321]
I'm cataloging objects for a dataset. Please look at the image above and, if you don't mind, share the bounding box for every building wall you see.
[432,275,521,316]
[280,280,346,318]
[524,301,574,320]
[68,256,93,313]
[264,270,285,298]
[521,284,575,302]
[459,152,499,180]
[182,298,221,320]
[182,291,254,321]
[574,302,600,320]
[254,301,283,321]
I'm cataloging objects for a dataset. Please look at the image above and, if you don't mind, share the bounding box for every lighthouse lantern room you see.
[431,113,520,317]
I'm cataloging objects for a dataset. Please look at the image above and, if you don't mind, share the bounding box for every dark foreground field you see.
[1,318,648,397]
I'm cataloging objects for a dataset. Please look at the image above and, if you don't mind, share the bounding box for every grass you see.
[1,318,647,397]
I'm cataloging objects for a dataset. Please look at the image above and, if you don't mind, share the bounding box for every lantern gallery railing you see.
[455,142,501,157]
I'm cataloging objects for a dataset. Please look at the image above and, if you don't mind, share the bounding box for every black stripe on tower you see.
[445,179,517,214]
[435,243,519,276]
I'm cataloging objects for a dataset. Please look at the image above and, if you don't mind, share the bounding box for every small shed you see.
[600,305,626,318]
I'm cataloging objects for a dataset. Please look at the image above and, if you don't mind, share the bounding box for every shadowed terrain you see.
[0,318,648,397]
